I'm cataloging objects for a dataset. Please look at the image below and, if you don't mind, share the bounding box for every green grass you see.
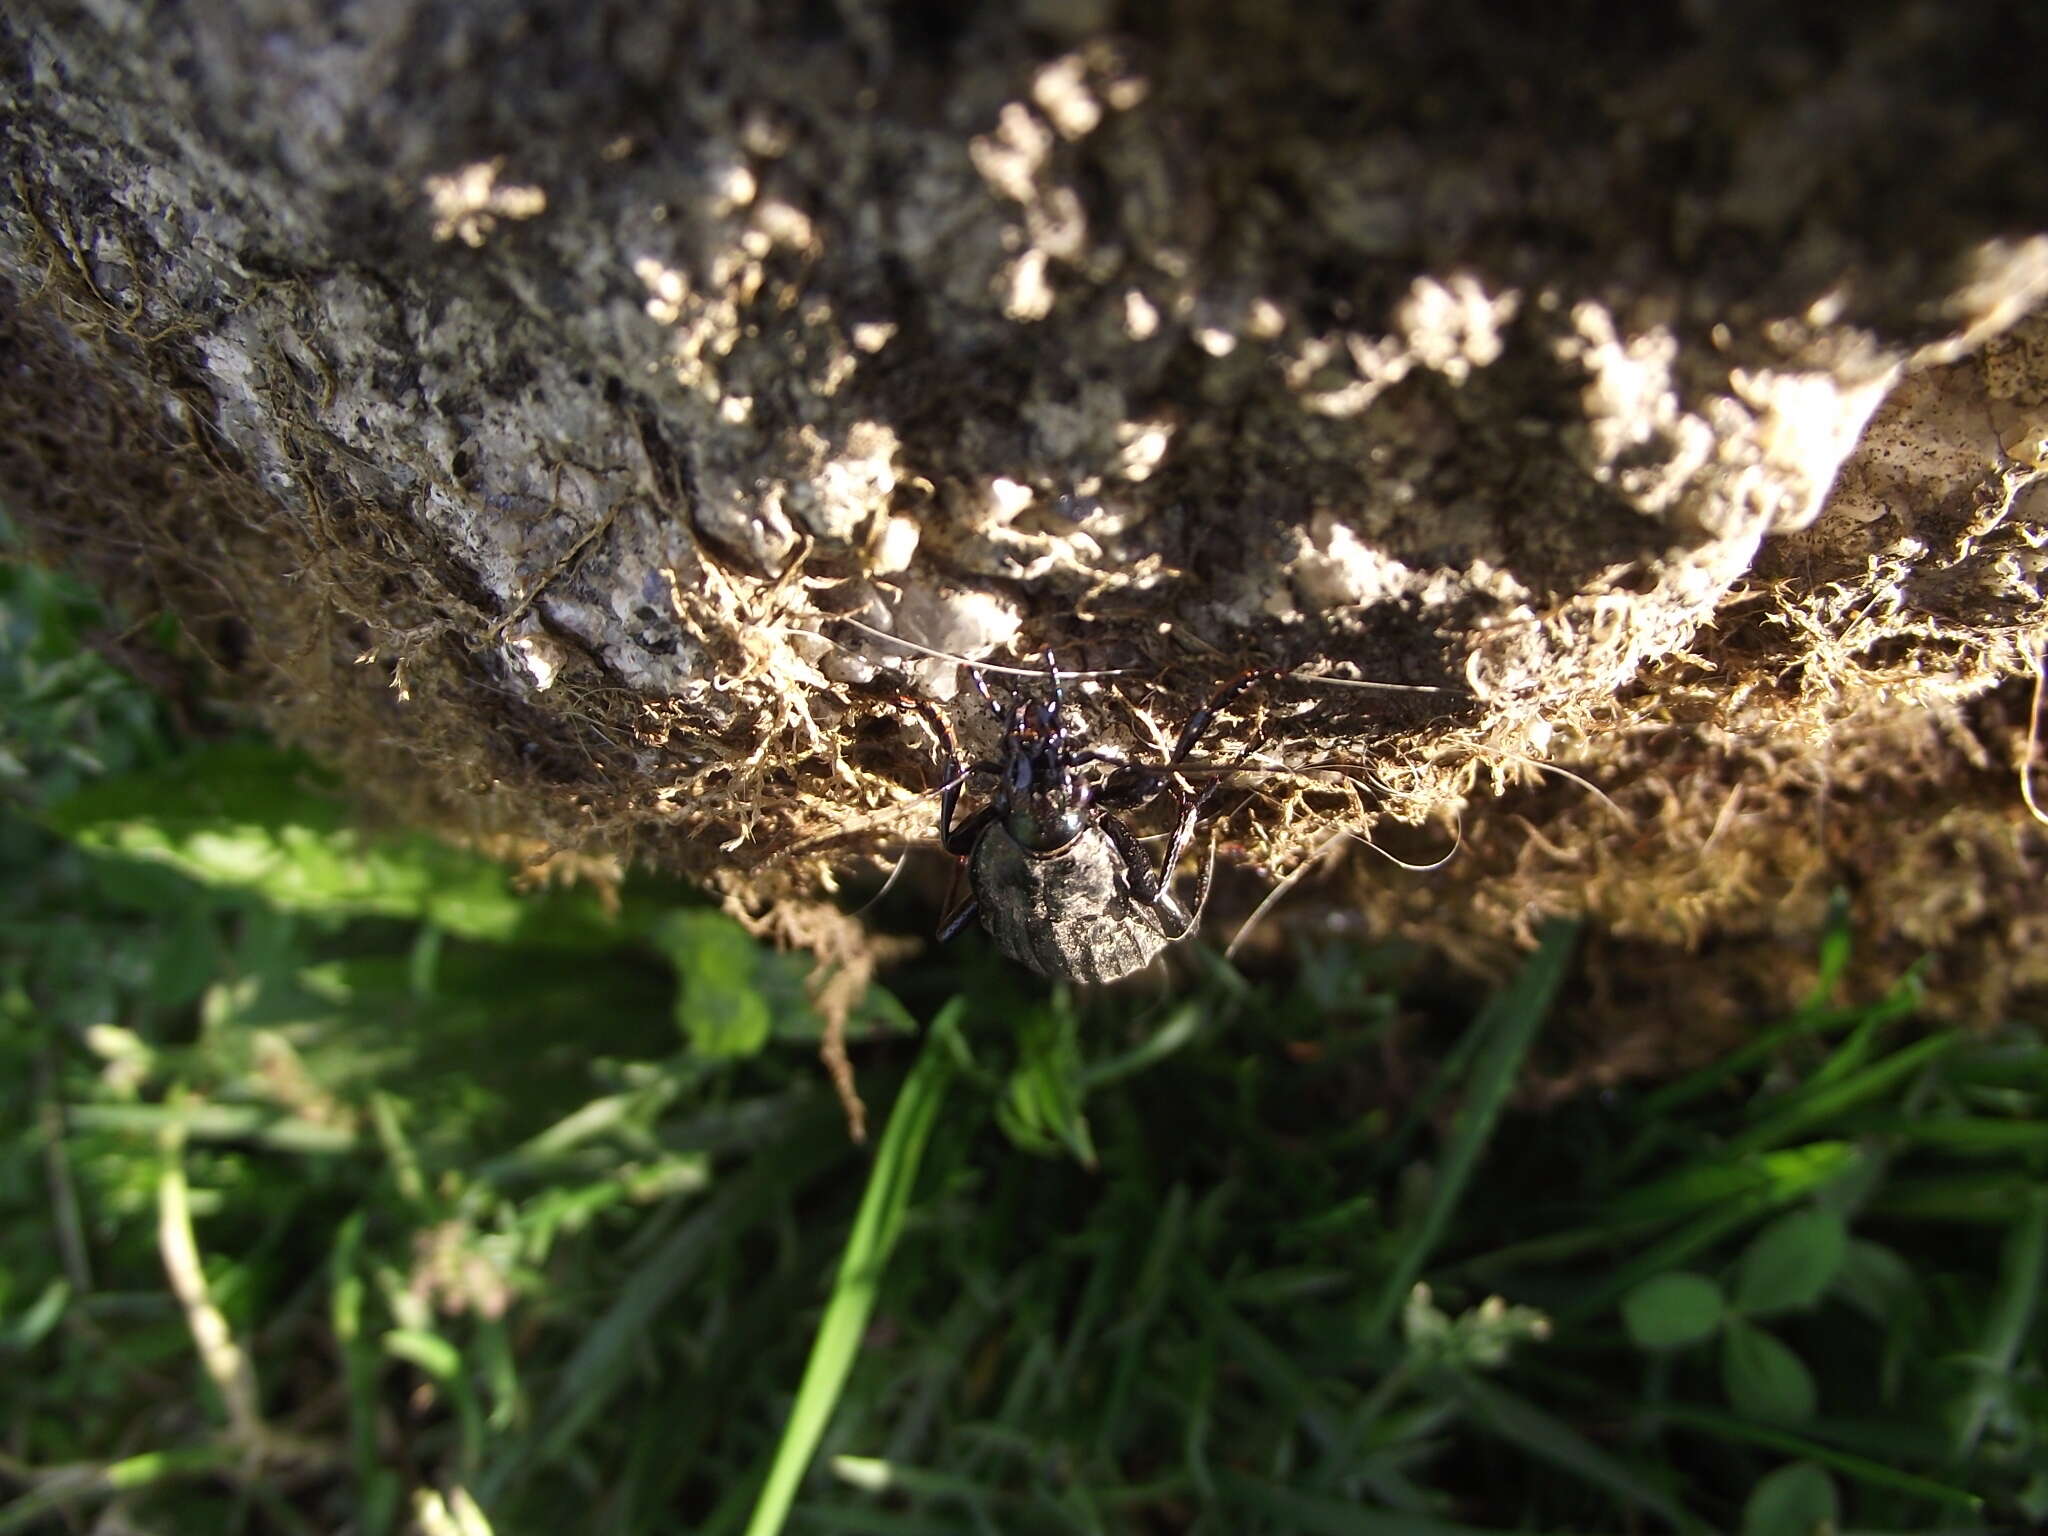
[3,537,2044,1534]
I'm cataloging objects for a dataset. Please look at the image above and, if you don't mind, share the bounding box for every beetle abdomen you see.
[969,824,1171,983]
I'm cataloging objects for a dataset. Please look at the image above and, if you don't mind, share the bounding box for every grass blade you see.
[1727,1033,1962,1155]
[536,1100,843,1460]
[1447,1371,1698,1532]
[1361,921,1577,1338]
[1949,1186,2048,1461]
[1217,1469,1506,1535]
[1656,1404,1982,1510]
[743,1007,959,1536]
[1184,1262,1348,1451]
[0,1447,242,1535]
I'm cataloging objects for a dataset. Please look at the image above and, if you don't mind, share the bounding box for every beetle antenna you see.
[846,845,914,918]
[1290,670,1469,697]
[1458,743,1634,827]
[803,616,1134,678]
[1350,813,1463,874]
[1224,827,1350,960]
[1223,815,1462,959]
[969,663,1003,720]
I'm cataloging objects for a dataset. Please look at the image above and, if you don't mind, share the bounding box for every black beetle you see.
[900,654,1279,982]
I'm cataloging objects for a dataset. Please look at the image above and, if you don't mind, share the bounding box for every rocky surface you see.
[4,2,2044,1054]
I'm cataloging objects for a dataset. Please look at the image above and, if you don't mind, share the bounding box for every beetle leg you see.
[1156,835,1216,941]
[938,898,981,942]
[940,800,996,858]
[1104,766,1213,895]
[936,857,981,941]
[1153,775,1221,885]
[1100,812,1165,903]
[1111,768,1222,926]
[968,665,1004,720]
[1076,746,1158,811]
[896,692,1003,853]
[1088,751,1176,816]
[1168,665,1293,767]
[1104,792,1215,941]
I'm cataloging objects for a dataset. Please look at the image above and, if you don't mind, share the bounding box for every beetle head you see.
[998,693,1091,852]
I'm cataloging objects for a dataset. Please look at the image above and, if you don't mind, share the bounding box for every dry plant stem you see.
[156,1107,264,1446]
[482,475,627,647]
[821,1026,866,1144]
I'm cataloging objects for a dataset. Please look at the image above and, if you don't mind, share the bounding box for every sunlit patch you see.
[423,158,546,247]
[1113,417,1173,481]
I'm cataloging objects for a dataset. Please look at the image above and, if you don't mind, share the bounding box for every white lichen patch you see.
[1561,306,1716,516]
[708,157,758,216]
[850,320,897,353]
[786,421,901,545]
[1029,54,1104,140]
[1289,513,1420,611]
[1911,235,2048,367]
[1113,416,1174,481]
[506,630,566,692]
[1730,364,1896,533]
[969,102,1055,206]
[1282,330,1414,418]
[1122,288,1160,340]
[1397,274,1519,383]
[634,256,690,324]
[1245,297,1287,339]
[424,158,546,247]
[869,515,921,574]
[883,586,1025,698]
[1002,246,1056,321]
[987,477,1036,525]
[970,60,1141,330]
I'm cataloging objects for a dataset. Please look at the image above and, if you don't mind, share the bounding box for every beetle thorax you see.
[987,692,1089,852]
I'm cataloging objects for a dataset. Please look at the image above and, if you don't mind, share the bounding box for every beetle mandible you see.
[899,653,1281,982]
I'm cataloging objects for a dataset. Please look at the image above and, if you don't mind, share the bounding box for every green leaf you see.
[650,910,774,1057]
[995,995,1095,1163]
[1721,1320,1817,1423]
[1741,1462,1838,1536]
[1830,1237,1915,1325]
[2,1278,71,1350]
[1733,1208,1847,1316]
[1621,1272,1725,1349]
[49,740,622,944]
